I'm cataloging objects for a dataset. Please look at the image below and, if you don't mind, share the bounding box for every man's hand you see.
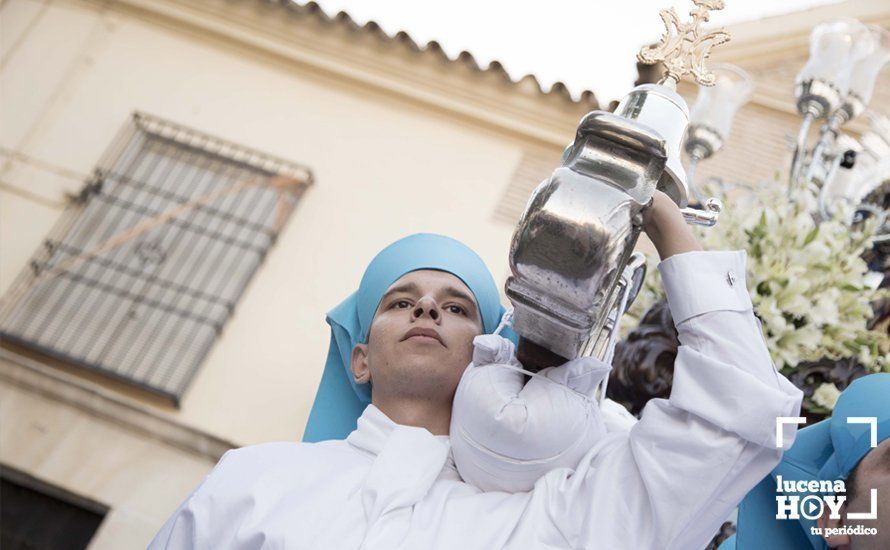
[641,189,703,261]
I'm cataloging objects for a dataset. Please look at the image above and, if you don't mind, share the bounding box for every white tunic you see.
[149,250,804,550]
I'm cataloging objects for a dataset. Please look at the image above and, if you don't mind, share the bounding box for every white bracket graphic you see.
[847,416,879,520]
[776,417,807,448]
[847,489,878,520]
[774,416,880,521]
[847,417,878,449]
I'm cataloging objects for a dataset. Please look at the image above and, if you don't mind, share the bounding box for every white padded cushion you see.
[450,334,633,493]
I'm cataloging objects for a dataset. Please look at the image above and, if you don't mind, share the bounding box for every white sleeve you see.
[523,250,804,550]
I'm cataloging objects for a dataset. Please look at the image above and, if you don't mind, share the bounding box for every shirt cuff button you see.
[726,271,736,287]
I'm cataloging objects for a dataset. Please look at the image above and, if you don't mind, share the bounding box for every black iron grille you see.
[0,112,312,404]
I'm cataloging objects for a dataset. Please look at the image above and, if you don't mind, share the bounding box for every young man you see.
[150,191,804,549]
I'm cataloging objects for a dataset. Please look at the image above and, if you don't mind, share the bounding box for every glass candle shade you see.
[845,25,890,105]
[685,64,753,158]
[797,18,872,88]
[795,18,872,117]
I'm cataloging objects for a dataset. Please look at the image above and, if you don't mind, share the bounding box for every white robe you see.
[149,250,804,550]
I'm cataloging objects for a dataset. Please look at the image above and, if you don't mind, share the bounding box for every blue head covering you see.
[302,233,518,442]
[720,373,890,550]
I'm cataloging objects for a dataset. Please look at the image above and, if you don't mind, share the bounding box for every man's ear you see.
[351,343,371,385]
[817,500,850,548]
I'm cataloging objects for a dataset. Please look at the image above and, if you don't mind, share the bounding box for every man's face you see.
[844,439,890,549]
[350,269,483,403]
[820,438,890,549]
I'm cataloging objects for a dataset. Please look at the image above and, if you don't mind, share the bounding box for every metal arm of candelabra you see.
[789,20,890,203]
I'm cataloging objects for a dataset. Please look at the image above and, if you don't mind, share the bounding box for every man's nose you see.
[412,296,440,322]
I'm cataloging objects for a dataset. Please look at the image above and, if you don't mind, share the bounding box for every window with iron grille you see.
[0,112,312,405]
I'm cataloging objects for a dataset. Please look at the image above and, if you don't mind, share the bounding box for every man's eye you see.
[447,305,466,315]
[393,300,411,309]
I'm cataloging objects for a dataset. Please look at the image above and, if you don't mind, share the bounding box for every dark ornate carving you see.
[608,299,679,415]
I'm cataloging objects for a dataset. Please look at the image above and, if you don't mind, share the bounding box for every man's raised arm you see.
[508,192,804,549]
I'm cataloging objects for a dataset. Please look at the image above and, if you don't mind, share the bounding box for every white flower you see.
[809,288,841,326]
[812,382,842,411]
[805,240,832,262]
